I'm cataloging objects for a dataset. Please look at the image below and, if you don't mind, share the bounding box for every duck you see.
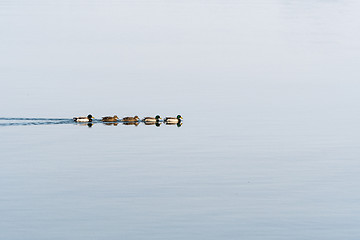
[164,115,182,123]
[73,114,94,122]
[122,115,140,122]
[101,115,119,122]
[142,115,161,122]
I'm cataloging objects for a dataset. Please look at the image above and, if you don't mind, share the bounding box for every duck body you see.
[122,116,140,122]
[164,118,179,123]
[143,115,161,123]
[101,115,119,122]
[164,115,182,123]
[73,114,94,122]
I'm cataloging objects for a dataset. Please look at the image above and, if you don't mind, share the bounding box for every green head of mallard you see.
[87,114,94,120]
[155,115,161,120]
[177,115,183,119]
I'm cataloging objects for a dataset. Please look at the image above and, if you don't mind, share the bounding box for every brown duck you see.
[122,116,140,122]
[101,115,119,122]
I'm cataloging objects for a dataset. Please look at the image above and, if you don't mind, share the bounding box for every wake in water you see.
[0,118,75,127]
[0,118,70,121]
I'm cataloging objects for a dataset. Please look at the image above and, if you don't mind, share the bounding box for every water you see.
[1,0,360,239]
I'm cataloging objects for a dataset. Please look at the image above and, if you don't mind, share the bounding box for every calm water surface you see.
[1,0,360,239]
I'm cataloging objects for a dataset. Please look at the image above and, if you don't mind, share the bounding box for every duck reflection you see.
[144,122,162,127]
[76,122,93,128]
[103,122,118,126]
[165,122,182,128]
[122,122,140,126]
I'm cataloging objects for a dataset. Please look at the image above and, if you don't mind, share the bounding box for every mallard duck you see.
[142,115,161,122]
[73,114,94,122]
[122,116,140,122]
[164,115,182,123]
[101,115,119,122]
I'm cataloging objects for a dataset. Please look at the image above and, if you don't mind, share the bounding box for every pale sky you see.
[0,0,359,118]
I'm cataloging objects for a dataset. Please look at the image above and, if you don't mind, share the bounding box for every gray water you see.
[1,0,360,239]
